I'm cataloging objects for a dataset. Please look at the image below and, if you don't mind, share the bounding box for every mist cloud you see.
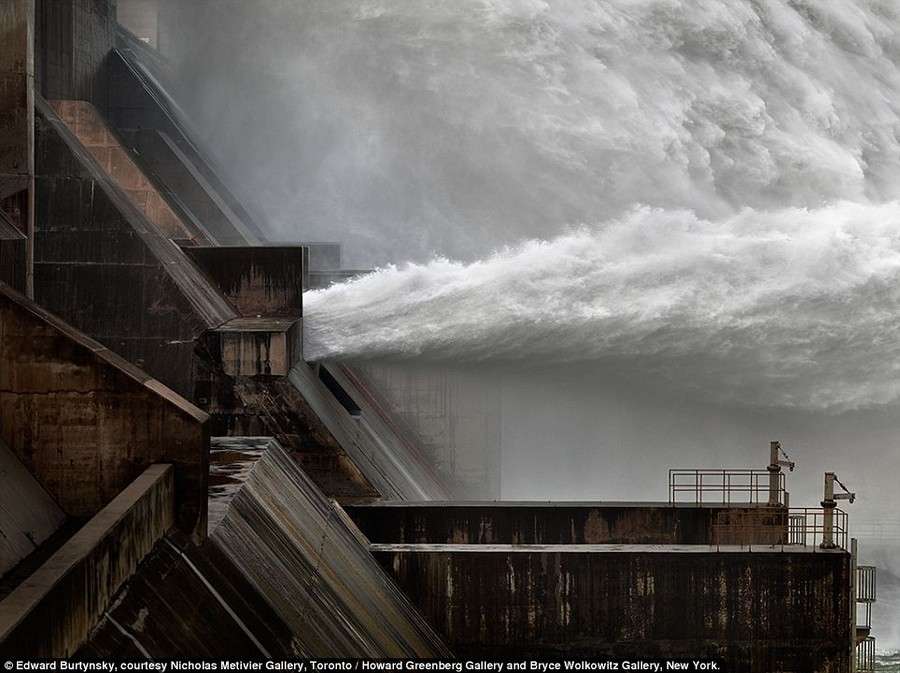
[170,0,900,266]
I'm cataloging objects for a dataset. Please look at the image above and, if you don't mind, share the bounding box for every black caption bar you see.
[2,660,726,673]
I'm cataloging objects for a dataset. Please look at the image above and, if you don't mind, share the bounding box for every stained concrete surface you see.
[182,246,306,313]
[347,501,786,545]
[50,99,192,239]
[212,317,302,377]
[0,281,208,537]
[35,0,114,109]
[376,544,851,669]
[33,96,238,398]
[0,0,32,195]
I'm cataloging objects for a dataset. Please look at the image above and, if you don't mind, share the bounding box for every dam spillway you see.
[0,1,894,670]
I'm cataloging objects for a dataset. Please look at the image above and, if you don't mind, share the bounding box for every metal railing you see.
[711,507,849,551]
[856,565,876,636]
[669,468,786,505]
[857,565,877,603]
[855,636,875,673]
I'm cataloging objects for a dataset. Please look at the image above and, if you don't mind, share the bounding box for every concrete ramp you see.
[209,438,450,656]
[0,438,65,578]
[109,35,265,245]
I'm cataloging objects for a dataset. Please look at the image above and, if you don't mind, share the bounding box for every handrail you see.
[856,636,876,673]
[669,468,786,505]
[711,507,849,551]
[857,565,877,603]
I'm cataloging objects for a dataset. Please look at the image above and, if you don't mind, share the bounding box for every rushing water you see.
[304,201,900,410]
[170,0,900,655]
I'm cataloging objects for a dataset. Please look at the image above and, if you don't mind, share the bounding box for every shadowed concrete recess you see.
[0,281,208,538]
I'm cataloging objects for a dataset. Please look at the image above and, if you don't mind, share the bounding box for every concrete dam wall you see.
[0,3,873,668]
[0,282,209,537]
[358,500,853,669]
[374,544,852,667]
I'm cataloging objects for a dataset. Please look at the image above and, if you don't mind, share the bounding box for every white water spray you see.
[306,201,900,410]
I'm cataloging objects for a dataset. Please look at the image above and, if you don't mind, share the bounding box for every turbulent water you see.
[172,0,900,653]
[278,0,900,410]
[305,202,900,409]
[173,1,900,409]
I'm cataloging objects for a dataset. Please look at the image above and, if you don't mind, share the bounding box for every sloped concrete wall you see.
[195,372,379,503]
[0,282,208,537]
[49,99,191,239]
[210,440,450,657]
[353,362,502,499]
[107,46,263,245]
[0,464,174,658]
[289,363,451,501]
[33,97,237,398]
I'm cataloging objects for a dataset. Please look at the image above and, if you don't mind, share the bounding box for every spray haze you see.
[169,0,900,464]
